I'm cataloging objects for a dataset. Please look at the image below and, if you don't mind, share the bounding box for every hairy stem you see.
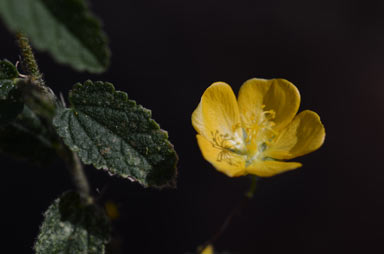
[15,32,44,85]
[67,151,91,199]
[198,175,259,253]
[56,143,92,202]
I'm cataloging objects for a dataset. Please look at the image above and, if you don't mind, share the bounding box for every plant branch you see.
[56,143,92,203]
[15,34,91,202]
[68,152,90,195]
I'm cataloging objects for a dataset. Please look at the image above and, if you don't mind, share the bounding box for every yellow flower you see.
[192,78,325,177]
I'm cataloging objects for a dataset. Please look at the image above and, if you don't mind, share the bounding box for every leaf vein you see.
[75,107,149,163]
[72,110,106,166]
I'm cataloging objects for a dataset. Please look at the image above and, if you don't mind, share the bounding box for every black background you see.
[0,0,382,253]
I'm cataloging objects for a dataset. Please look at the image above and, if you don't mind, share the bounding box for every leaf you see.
[0,59,18,80]
[53,80,178,188]
[34,191,111,254]
[0,60,23,123]
[0,60,58,164]
[0,0,110,73]
[0,80,24,123]
[0,105,58,165]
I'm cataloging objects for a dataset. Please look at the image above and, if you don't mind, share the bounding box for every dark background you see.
[0,0,382,253]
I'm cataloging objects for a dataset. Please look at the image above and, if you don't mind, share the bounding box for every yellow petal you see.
[192,100,205,135]
[265,110,325,160]
[246,160,302,177]
[192,82,242,141]
[238,78,300,131]
[197,135,246,177]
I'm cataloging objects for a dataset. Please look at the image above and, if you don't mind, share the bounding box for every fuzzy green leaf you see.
[53,81,178,188]
[0,59,18,80]
[0,0,110,73]
[0,60,23,123]
[34,191,111,254]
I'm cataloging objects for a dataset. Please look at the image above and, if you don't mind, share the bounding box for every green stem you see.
[15,32,44,85]
[58,145,92,203]
[197,176,260,253]
[245,175,259,199]
[67,152,91,200]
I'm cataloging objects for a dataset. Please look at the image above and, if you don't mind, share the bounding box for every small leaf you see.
[53,81,178,188]
[0,59,18,80]
[34,191,111,254]
[0,0,110,73]
[0,59,23,122]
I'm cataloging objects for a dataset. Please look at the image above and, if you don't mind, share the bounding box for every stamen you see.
[242,106,278,164]
[210,130,241,166]
[209,106,278,167]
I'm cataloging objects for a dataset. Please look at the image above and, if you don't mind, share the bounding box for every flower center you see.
[242,106,277,165]
[210,105,277,166]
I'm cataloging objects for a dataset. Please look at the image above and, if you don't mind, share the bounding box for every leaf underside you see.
[0,0,110,73]
[34,191,110,254]
[53,80,178,188]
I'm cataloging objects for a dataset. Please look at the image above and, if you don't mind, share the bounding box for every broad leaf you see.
[34,191,110,254]
[53,81,178,187]
[0,0,110,73]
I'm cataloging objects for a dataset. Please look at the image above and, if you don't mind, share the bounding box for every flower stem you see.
[197,176,260,253]
[246,175,259,199]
